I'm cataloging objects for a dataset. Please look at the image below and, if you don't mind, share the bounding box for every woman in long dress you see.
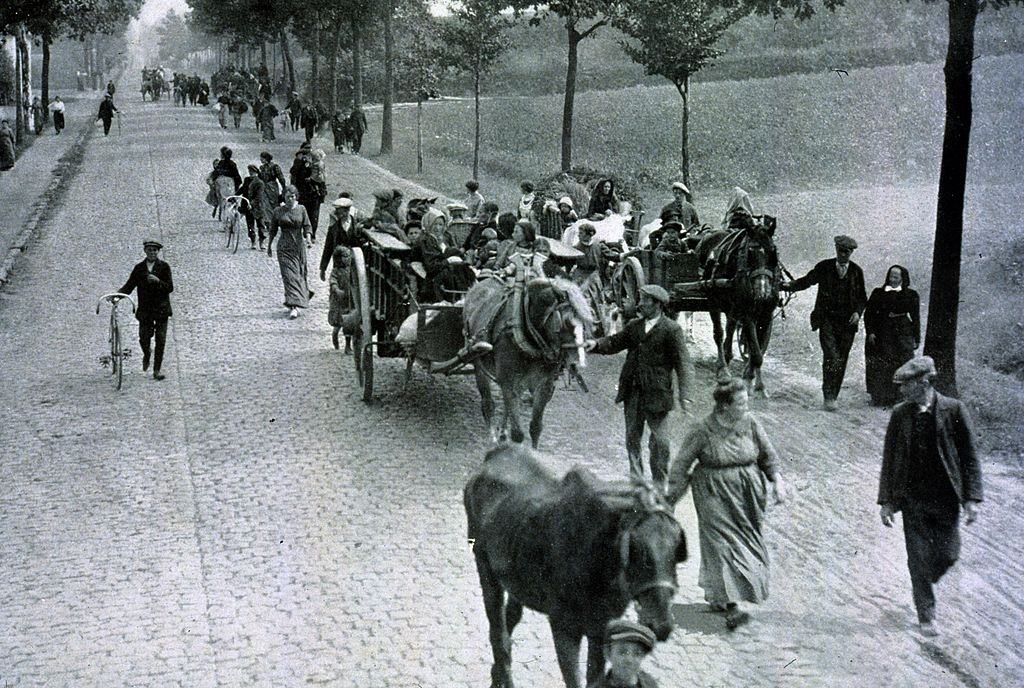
[666,378,788,630]
[864,265,920,406]
[267,185,313,319]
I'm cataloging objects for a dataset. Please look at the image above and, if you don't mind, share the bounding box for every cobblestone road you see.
[1,89,1022,688]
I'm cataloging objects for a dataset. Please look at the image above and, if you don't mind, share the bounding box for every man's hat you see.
[604,619,656,652]
[893,355,937,383]
[446,202,468,212]
[671,181,690,194]
[834,235,858,250]
[661,220,684,234]
[143,239,163,250]
[333,197,353,208]
[640,284,670,304]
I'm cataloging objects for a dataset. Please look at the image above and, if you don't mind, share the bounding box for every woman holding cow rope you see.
[666,377,789,630]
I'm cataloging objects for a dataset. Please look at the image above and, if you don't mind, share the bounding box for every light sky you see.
[136,0,452,25]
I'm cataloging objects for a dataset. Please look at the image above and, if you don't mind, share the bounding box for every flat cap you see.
[143,239,163,249]
[671,181,690,194]
[605,619,656,651]
[893,355,936,383]
[333,197,353,208]
[834,235,858,250]
[446,202,468,212]
[661,221,684,234]
[640,284,670,304]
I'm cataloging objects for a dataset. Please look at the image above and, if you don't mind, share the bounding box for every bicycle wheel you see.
[112,324,123,390]
[226,221,234,249]
[231,219,240,254]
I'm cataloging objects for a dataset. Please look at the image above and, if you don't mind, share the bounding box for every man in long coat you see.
[585,285,693,483]
[119,240,174,380]
[878,356,983,637]
[782,234,867,411]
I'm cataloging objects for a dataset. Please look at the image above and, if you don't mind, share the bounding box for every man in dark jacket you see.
[586,285,693,483]
[878,356,983,637]
[119,240,174,380]
[348,106,367,153]
[659,181,700,230]
[97,94,118,136]
[781,234,867,411]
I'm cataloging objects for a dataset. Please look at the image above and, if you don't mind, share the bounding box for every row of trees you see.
[0,0,142,141]
[154,0,1022,394]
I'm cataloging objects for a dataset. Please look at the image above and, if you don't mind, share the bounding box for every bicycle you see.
[96,293,136,390]
[221,195,250,254]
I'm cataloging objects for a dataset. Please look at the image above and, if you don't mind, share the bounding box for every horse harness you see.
[510,270,578,364]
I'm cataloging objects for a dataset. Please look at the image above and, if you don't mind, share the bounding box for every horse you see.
[405,197,438,226]
[694,215,781,394]
[465,444,686,688]
[464,274,592,448]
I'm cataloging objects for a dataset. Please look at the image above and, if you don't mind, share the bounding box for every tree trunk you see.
[42,33,51,122]
[677,77,690,186]
[416,97,423,173]
[560,25,581,172]
[91,36,99,90]
[14,26,25,143]
[261,41,267,70]
[18,28,32,138]
[380,0,394,154]
[309,11,321,106]
[83,37,91,87]
[280,29,296,95]
[922,0,979,397]
[328,14,343,112]
[351,19,363,108]
[473,64,481,180]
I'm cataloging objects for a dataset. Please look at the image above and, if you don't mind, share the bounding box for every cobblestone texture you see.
[0,87,1021,688]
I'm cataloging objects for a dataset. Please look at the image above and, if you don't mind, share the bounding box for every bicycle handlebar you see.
[224,195,250,209]
[96,292,136,315]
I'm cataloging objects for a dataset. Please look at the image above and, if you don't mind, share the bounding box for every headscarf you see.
[721,186,753,229]
[882,264,910,291]
[422,207,447,238]
[594,178,616,200]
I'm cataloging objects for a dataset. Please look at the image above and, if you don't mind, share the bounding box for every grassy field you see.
[358,54,1024,456]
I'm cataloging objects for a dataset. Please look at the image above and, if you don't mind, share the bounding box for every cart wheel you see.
[351,247,374,402]
[614,256,645,321]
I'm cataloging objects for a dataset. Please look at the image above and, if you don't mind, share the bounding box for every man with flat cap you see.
[878,356,982,637]
[781,235,867,410]
[119,240,173,380]
[588,619,659,688]
[659,181,700,231]
[586,284,693,484]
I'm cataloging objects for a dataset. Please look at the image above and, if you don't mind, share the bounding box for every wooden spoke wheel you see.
[350,247,374,402]
[612,255,645,321]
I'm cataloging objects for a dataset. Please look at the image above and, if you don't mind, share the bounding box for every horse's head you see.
[732,226,779,307]
[618,487,687,641]
[525,278,593,368]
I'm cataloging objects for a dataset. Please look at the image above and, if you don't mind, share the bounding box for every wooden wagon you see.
[348,230,483,402]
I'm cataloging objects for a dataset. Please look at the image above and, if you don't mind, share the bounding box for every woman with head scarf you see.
[267,184,314,319]
[721,187,754,230]
[587,178,621,219]
[864,265,920,406]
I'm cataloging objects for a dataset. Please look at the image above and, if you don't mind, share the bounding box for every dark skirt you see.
[866,330,915,405]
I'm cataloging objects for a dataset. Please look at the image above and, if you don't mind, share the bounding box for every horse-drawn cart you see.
[611,248,710,317]
[348,230,484,402]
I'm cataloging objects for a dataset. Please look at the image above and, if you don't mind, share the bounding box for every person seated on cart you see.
[495,220,545,280]
[587,179,622,219]
[365,188,407,241]
[660,181,700,231]
[536,238,569,280]
[557,196,579,228]
[446,202,469,222]
[473,228,501,271]
[653,221,687,257]
[462,201,500,251]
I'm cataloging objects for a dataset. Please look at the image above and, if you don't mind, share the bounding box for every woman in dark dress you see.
[587,178,621,219]
[864,265,920,406]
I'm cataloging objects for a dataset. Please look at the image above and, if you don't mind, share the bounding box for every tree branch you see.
[578,17,609,40]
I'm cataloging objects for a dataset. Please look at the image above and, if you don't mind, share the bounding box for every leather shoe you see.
[919,621,939,637]
[823,399,838,412]
[153,371,166,381]
[142,352,150,371]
